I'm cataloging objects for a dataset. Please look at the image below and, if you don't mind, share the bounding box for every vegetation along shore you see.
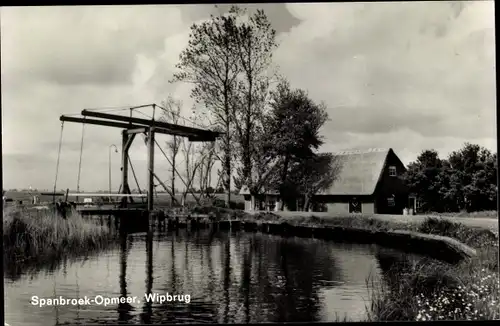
[366,216,498,321]
[3,206,115,268]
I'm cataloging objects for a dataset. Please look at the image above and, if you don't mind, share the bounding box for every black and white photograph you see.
[1,1,498,324]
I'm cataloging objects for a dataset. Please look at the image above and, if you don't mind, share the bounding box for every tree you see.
[447,143,497,211]
[291,153,340,211]
[172,5,281,208]
[197,140,217,196]
[176,111,217,207]
[403,150,448,212]
[171,9,241,208]
[403,144,498,213]
[160,96,182,206]
[228,6,278,192]
[191,109,221,198]
[258,79,329,210]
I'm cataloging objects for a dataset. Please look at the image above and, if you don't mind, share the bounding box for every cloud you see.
[1,4,245,191]
[321,127,497,166]
[179,3,300,34]
[277,1,495,140]
[1,5,185,86]
[1,3,496,191]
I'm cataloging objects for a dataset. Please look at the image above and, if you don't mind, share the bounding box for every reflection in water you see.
[117,234,134,323]
[241,236,252,324]
[4,229,401,325]
[223,234,231,323]
[140,231,154,324]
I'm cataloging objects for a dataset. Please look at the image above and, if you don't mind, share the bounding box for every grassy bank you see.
[3,207,115,264]
[365,218,499,321]
[245,212,412,230]
[426,210,498,218]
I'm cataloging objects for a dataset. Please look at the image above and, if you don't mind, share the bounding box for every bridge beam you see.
[126,127,147,135]
[81,109,222,141]
[61,116,144,131]
[60,116,210,140]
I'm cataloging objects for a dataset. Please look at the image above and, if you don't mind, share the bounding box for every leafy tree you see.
[172,5,281,208]
[258,79,329,210]
[403,144,497,213]
[290,153,340,211]
[228,6,278,192]
[171,9,241,207]
[447,143,497,211]
[403,150,447,212]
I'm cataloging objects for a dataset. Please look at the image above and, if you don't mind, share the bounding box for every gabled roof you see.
[239,148,404,197]
[318,148,394,196]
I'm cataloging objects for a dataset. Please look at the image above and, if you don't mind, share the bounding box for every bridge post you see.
[147,127,155,217]
[121,130,130,208]
[120,131,137,207]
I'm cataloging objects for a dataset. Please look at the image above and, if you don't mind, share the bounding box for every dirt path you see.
[251,211,498,231]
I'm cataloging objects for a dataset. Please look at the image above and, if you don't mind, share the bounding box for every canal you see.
[5,228,415,325]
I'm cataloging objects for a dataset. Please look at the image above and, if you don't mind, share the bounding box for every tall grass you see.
[366,217,499,321]
[3,207,114,263]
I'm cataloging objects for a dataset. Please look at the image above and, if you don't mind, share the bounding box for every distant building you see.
[239,185,280,212]
[240,148,412,215]
[83,198,93,207]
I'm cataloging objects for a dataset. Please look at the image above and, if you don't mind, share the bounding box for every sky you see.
[1,2,496,191]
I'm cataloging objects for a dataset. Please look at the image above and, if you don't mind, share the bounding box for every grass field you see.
[3,190,245,205]
[259,211,498,232]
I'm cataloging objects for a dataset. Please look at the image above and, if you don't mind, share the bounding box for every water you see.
[5,229,404,325]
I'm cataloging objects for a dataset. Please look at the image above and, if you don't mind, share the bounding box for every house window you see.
[389,166,397,177]
[387,197,395,207]
[349,198,362,213]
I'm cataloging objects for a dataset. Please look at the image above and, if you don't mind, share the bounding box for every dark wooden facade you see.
[372,148,409,214]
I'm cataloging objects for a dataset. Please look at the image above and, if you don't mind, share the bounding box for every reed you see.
[3,206,114,263]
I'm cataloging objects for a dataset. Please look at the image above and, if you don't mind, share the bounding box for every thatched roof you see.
[318,148,394,196]
[240,148,403,197]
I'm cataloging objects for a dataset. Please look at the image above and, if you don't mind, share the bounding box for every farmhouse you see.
[240,148,413,214]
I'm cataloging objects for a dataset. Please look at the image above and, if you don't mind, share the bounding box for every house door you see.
[349,198,362,213]
[408,196,417,214]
